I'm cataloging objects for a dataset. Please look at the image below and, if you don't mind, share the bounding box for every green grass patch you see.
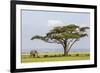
[21,52,90,63]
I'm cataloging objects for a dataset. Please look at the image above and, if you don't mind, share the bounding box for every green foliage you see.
[76,54,79,56]
[80,27,89,32]
[44,55,49,57]
[31,24,89,41]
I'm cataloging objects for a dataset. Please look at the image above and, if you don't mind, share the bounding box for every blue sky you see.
[21,10,90,53]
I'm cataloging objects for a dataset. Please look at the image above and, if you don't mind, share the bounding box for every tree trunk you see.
[64,48,68,56]
[63,43,68,56]
[63,39,78,56]
[63,39,69,56]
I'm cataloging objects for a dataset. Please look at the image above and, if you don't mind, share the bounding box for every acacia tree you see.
[31,24,89,56]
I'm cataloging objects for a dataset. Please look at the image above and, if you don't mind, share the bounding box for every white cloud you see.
[75,24,89,27]
[48,20,64,28]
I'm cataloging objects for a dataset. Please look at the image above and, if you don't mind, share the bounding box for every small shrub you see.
[62,54,65,56]
[49,55,53,57]
[58,54,62,57]
[76,54,79,56]
[62,54,70,56]
[49,55,59,57]
[54,55,57,57]
[44,55,48,57]
[85,54,90,56]
[37,56,40,58]
[68,54,71,56]
[50,55,57,57]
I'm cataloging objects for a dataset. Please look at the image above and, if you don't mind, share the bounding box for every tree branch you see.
[67,39,73,48]
[67,39,78,53]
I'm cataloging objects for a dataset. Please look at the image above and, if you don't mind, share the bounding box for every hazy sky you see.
[21,10,90,52]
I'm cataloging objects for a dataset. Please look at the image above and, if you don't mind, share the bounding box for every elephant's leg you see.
[32,54,35,58]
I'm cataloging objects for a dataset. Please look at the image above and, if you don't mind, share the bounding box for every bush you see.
[54,55,57,57]
[85,54,90,56]
[44,55,48,57]
[68,54,71,56]
[49,55,57,57]
[49,55,60,57]
[58,54,62,57]
[76,54,79,56]
[49,55,53,57]
[62,54,65,56]
[37,56,40,58]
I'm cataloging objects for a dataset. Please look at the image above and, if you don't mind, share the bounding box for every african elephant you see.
[30,50,38,58]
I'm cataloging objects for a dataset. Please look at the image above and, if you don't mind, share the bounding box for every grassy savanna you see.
[21,52,90,63]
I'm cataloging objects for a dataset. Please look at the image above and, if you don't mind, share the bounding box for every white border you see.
[16,4,94,69]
